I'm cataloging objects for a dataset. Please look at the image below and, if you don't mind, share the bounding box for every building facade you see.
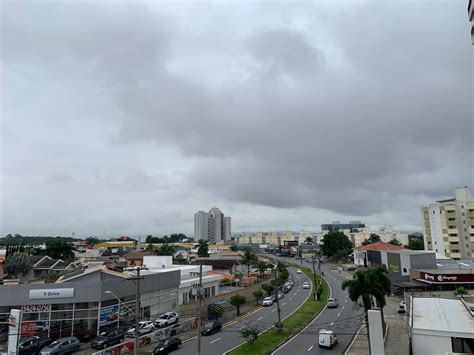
[317,225,408,247]
[422,186,474,260]
[321,221,365,233]
[194,208,231,243]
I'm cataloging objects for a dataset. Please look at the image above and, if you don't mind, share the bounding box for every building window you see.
[402,268,407,273]
[462,212,465,216]
[432,210,435,214]
[451,337,474,353]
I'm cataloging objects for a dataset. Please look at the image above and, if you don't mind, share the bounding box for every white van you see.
[318,329,338,349]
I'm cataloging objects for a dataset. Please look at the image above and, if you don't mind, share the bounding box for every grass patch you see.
[229,263,330,355]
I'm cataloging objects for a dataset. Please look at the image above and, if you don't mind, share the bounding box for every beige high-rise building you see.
[421,186,474,260]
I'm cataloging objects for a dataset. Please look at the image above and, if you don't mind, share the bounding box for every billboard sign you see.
[419,271,474,283]
[29,288,74,300]
[99,304,119,326]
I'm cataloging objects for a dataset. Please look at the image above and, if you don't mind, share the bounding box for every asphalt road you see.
[173,267,312,355]
[273,257,363,355]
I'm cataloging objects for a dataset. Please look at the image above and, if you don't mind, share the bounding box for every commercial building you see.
[194,207,231,243]
[410,297,474,354]
[235,231,297,246]
[321,221,365,233]
[0,265,180,340]
[421,186,474,260]
[142,256,222,305]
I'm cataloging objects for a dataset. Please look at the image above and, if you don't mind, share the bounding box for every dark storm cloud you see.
[1,1,472,236]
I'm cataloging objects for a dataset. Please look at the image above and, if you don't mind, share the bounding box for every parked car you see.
[39,337,80,355]
[16,336,52,355]
[398,302,406,314]
[327,298,339,308]
[91,330,124,350]
[318,329,338,349]
[152,337,182,354]
[296,269,302,274]
[262,297,273,306]
[302,282,310,289]
[201,320,222,336]
[155,312,179,328]
[126,321,155,337]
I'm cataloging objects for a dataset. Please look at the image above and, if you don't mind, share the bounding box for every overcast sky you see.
[1,1,473,238]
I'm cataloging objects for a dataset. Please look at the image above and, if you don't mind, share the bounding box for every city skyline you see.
[1,1,472,237]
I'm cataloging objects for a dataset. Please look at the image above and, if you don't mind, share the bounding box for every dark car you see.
[152,337,182,354]
[17,336,52,355]
[39,337,80,355]
[91,330,124,350]
[201,320,222,336]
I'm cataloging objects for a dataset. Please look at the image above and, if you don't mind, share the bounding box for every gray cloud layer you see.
[1,1,472,237]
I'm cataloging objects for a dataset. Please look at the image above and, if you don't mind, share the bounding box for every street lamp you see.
[104,291,134,315]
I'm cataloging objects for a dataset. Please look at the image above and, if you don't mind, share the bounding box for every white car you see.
[126,321,155,337]
[155,312,179,328]
[296,269,302,274]
[327,297,339,308]
[262,297,273,306]
[302,282,310,289]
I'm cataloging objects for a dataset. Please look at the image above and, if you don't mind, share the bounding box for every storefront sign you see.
[8,309,21,355]
[419,272,474,283]
[99,304,119,326]
[29,288,74,299]
[21,304,51,313]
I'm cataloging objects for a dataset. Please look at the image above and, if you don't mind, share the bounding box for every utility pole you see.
[273,266,282,328]
[124,266,147,355]
[312,259,318,300]
[196,264,203,355]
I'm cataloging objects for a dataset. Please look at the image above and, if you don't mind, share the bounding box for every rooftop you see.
[411,297,474,338]
[354,242,407,251]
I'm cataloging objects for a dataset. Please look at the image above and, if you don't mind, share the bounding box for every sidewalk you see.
[346,296,409,355]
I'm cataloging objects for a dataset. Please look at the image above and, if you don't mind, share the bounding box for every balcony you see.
[449,252,462,259]
[470,237,474,242]
[445,205,456,211]
[445,213,457,219]
[446,221,458,227]
[447,228,459,234]
[448,237,459,242]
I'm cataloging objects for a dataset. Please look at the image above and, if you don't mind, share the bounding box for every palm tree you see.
[255,260,269,280]
[197,239,209,257]
[367,268,391,328]
[241,248,257,277]
[305,236,314,245]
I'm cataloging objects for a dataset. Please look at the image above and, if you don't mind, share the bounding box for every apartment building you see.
[194,207,231,243]
[236,231,297,246]
[421,186,474,260]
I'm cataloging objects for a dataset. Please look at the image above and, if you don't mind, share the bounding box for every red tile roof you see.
[354,242,407,251]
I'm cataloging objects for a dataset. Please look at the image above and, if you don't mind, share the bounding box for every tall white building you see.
[421,186,474,260]
[194,207,231,243]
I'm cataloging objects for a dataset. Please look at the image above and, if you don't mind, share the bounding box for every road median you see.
[228,263,329,355]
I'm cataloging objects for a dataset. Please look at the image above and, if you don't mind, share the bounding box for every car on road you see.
[91,330,124,349]
[13,336,52,355]
[398,301,406,314]
[296,269,302,274]
[318,329,338,349]
[302,282,310,289]
[40,337,80,355]
[201,320,222,336]
[126,321,155,337]
[327,297,339,308]
[262,297,273,306]
[155,312,179,328]
[152,337,182,354]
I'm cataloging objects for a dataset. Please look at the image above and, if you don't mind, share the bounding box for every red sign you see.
[419,271,474,284]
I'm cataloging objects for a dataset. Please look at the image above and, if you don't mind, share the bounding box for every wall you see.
[410,253,436,271]
[412,333,452,355]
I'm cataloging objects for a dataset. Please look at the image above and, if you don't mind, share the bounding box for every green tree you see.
[229,245,239,252]
[155,243,177,256]
[252,288,263,305]
[455,286,469,298]
[43,240,75,261]
[239,326,259,344]
[197,239,209,257]
[320,231,353,259]
[368,267,391,327]
[86,237,100,245]
[241,248,257,277]
[5,252,30,279]
[305,236,314,245]
[255,260,270,279]
[407,238,424,250]
[229,294,246,315]
[261,283,274,297]
[388,238,402,246]
[362,234,381,246]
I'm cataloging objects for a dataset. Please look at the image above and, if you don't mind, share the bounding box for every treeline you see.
[1,234,78,246]
[145,233,188,244]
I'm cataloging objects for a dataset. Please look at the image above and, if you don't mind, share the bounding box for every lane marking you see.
[337,313,341,317]
[257,316,263,321]
[307,345,313,352]
[289,298,292,301]
[209,337,222,344]
[272,309,277,312]
[330,322,334,326]
[238,326,244,330]
[282,303,286,306]
[293,293,297,296]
